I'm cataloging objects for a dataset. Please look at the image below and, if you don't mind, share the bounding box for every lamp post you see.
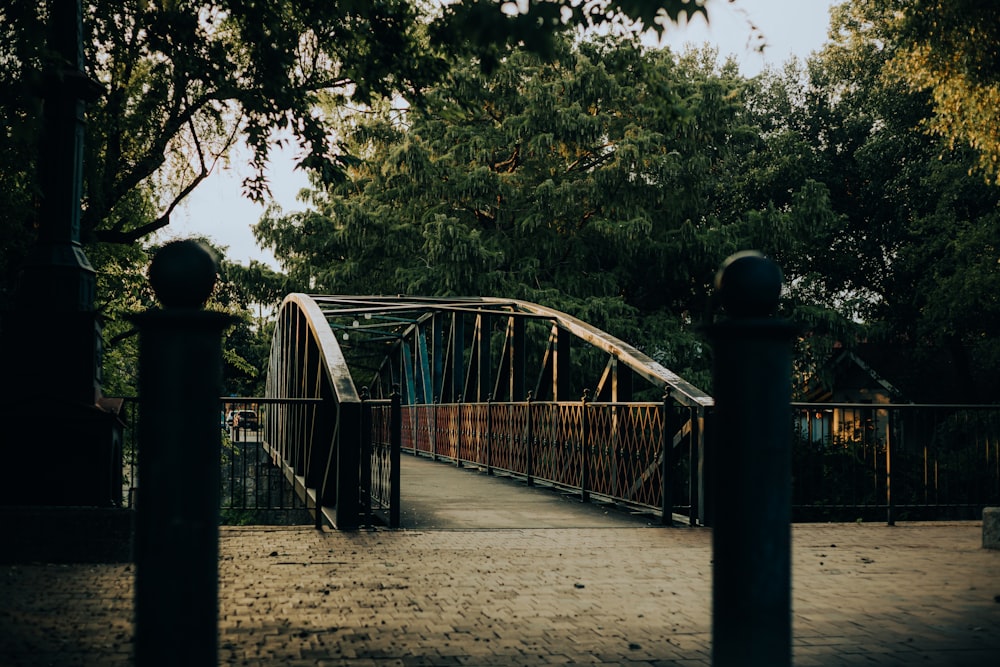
[0,0,120,507]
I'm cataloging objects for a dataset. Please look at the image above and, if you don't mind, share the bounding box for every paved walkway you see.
[2,455,1000,666]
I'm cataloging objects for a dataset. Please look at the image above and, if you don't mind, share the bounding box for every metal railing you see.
[363,392,402,528]
[791,403,1000,523]
[398,398,704,525]
[116,395,1000,526]
[118,397,319,525]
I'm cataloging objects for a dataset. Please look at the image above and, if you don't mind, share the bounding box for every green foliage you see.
[256,34,845,387]
[890,0,1000,184]
[785,0,1000,401]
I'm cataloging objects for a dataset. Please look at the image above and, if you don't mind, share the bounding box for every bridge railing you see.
[791,402,1000,523]
[362,392,401,528]
[397,398,704,525]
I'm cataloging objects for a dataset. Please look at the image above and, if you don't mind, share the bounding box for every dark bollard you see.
[704,251,797,667]
[132,240,235,666]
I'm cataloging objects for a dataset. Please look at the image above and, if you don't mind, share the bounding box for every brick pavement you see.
[2,455,999,665]
[2,521,999,666]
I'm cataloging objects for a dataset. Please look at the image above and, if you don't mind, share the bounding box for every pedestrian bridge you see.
[258,294,714,530]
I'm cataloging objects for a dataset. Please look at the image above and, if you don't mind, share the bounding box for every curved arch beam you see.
[264,293,362,529]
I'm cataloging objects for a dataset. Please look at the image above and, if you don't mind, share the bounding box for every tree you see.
[256,34,841,389]
[890,0,1000,184]
[0,0,716,246]
[785,0,1000,401]
[0,0,731,342]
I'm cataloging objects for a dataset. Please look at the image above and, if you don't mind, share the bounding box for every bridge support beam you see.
[705,252,796,667]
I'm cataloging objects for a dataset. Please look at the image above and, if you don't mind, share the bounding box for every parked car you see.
[232,409,258,431]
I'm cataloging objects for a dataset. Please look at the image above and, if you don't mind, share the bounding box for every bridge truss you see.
[265,294,714,529]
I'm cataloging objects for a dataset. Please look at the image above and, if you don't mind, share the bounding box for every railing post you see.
[390,386,401,528]
[486,395,494,476]
[526,392,534,486]
[360,387,372,527]
[886,409,895,526]
[430,398,438,461]
[132,240,234,667]
[693,407,705,526]
[580,389,590,503]
[333,399,362,530]
[456,399,463,468]
[703,251,796,667]
[660,387,673,526]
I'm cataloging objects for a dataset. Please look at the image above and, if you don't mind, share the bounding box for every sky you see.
[165,0,839,268]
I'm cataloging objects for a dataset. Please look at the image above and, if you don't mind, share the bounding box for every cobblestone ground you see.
[2,522,999,666]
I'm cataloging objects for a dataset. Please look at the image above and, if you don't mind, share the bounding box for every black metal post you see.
[580,389,590,503]
[389,387,401,528]
[692,407,705,526]
[525,392,534,486]
[360,388,372,527]
[886,410,895,526]
[704,251,796,667]
[486,395,494,476]
[133,240,234,666]
[660,388,673,525]
[0,0,123,509]
[456,400,464,468]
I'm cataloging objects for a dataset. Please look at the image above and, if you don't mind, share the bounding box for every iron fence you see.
[399,399,703,524]
[117,397,316,525]
[364,393,401,527]
[116,395,1000,526]
[791,403,1000,522]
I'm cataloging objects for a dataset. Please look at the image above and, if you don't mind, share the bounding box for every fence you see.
[397,399,704,525]
[363,392,401,528]
[792,403,1000,522]
[116,397,1000,525]
[118,397,315,525]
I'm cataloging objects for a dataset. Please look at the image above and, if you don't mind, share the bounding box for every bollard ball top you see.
[148,239,218,308]
[714,250,783,318]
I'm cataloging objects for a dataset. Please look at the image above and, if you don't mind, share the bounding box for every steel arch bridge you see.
[263,294,714,529]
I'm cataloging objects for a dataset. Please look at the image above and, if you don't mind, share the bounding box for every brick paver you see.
[3,522,998,666]
[2,460,999,665]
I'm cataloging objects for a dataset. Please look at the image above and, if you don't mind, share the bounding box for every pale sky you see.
[166,0,839,268]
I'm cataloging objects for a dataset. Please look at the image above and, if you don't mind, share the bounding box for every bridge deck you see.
[397,453,655,530]
[2,458,999,665]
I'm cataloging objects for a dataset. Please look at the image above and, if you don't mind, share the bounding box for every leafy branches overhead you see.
[890,0,1000,184]
[77,0,449,245]
[255,34,835,385]
[0,0,720,256]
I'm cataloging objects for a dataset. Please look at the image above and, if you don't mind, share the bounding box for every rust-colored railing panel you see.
[399,400,699,521]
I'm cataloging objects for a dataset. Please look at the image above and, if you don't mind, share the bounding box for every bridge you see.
[260,293,713,531]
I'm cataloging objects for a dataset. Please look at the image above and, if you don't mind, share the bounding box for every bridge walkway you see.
[396,452,655,530]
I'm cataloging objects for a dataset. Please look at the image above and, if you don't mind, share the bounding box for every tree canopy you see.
[0,0,715,246]
[5,0,1000,402]
[890,0,1000,184]
[255,34,846,389]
